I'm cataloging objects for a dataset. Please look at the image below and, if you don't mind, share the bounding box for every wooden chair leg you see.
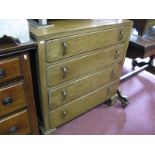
[106,94,118,107]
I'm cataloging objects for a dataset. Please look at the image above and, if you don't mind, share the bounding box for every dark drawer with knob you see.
[0,41,39,134]
[0,110,31,135]
[0,82,26,117]
[0,57,22,84]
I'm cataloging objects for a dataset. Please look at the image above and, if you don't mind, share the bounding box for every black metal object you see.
[120,64,149,83]
[132,56,154,70]
[118,56,154,108]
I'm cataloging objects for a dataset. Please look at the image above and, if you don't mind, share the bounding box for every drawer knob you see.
[115,50,120,59]
[9,126,17,134]
[2,97,13,106]
[61,110,67,118]
[0,69,6,79]
[61,66,68,79]
[111,70,116,79]
[118,30,124,41]
[62,42,67,56]
[107,87,113,95]
[61,89,68,101]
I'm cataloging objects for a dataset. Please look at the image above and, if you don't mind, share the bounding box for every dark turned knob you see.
[2,97,13,106]
[0,69,6,79]
[9,126,17,133]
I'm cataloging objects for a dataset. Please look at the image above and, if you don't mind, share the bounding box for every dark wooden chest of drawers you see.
[0,43,39,135]
[29,19,133,134]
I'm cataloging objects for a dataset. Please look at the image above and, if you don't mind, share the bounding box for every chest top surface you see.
[29,19,132,40]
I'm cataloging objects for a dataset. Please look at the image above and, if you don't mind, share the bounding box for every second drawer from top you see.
[0,82,26,117]
[47,44,125,87]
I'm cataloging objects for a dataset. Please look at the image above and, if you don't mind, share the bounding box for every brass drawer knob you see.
[118,30,124,41]
[61,110,67,118]
[2,97,13,106]
[62,42,67,56]
[114,50,120,59]
[61,89,68,101]
[61,66,68,79]
[0,69,6,79]
[107,87,113,95]
[111,70,116,79]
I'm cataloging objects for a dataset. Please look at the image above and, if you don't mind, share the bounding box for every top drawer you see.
[0,57,21,84]
[46,27,130,62]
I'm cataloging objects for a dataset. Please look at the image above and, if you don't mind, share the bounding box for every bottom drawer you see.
[50,81,119,128]
[0,110,31,135]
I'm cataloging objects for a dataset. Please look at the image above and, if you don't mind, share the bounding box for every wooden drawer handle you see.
[107,87,113,95]
[61,89,68,101]
[2,97,13,106]
[61,66,68,79]
[0,69,6,79]
[118,30,124,41]
[61,110,67,118]
[9,126,17,134]
[62,42,67,56]
[114,49,120,60]
[111,70,116,79]
[115,50,120,59]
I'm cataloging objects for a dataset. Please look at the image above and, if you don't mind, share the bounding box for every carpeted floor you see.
[53,58,155,135]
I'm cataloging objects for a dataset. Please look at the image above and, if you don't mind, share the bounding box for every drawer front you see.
[47,45,125,87]
[46,27,130,62]
[0,57,21,84]
[49,64,121,110]
[50,81,118,128]
[0,82,26,117]
[0,110,31,135]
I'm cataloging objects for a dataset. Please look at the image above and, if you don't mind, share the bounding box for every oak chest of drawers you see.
[0,42,39,135]
[29,19,132,134]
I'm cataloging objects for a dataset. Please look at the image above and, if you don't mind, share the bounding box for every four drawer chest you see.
[29,19,133,134]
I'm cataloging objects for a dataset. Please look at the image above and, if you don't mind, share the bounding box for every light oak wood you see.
[0,82,26,117]
[50,81,118,128]
[0,110,31,135]
[29,19,132,40]
[47,44,125,87]
[49,64,121,110]
[46,27,130,62]
[29,19,133,134]
[35,41,51,131]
